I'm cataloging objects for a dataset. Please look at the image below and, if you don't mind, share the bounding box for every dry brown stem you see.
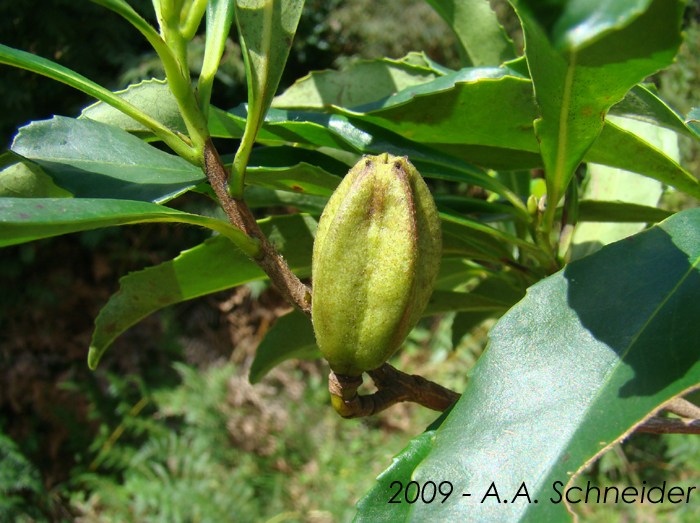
[203,140,311,316]
[635,416,700,434]
[329,365,461,418]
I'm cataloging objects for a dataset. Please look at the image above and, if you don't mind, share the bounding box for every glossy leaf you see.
[81,79,188,136]
[585,119,700,200]
[234,0,304,130]
[0,43,191,159]
[517,0,657,51]
[0,155,71,198]
[12,117,204,203]
[572,116,674,259]
[88,214,318,368]
[423,289,515,317]
[684,107,700,139]
[423,0,516,67]
[339,68,537,151]
[229,146,345,196]
[243,186,328,213]
[576,200,672,224]
[272,56,440,110]
[198,0,236,120]
[316,71,695,193]
[399,51,455,75]
[0,198,256,252]
[439,209,540,260]
[609,84,694,138]
[231,0,304,196]
[245,164,340,197]
[249,308,319,384]
[441,222,514,263]
[434,195,519,221]
[357,205,700,522]
[434,259,493,291]
[210,106,526,210]
[514,0,683,226]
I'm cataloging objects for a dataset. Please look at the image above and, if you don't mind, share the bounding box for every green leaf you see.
[234,0,304,128]
[399,51,454,75]
[245,163,340,197]
[231,0,304,196]
[435,259,492,291]
[0,155,71,198]
[356,205,700,522]
[249,308,320,384]
[423,290,513,316]
[451,310,494,349]
[434,195,520,221]
[0,198,256,253]
[517,0,660,51]
[340,68,536,151]
[88,213,317,369]
[198,0,236,120]
[441,223,513,263]
[423,0,516,67]
[81,79,188,137]
[576,200,672,224]
[439,209,540,260]
[585,119,700,200]
[318,70,693,193]
[12,117,204,203]
[0,43,192,160]
[231,146,345,196]
[356,430,435,523]
[514,0,684,228]
[684,107,700,139]
[609,83,694,138]
[212,106,526,212]
[272,56,440,110]
[573,116,676,259]
[243,186,328,213]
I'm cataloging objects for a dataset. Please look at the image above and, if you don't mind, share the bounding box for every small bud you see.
[311,153,442,376]
[527,194,538,217]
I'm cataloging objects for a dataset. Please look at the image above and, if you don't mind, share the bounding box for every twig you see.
[203,139,311,315]
[661,397,700,419]
[635,416,700,434]
[329,365,461,419]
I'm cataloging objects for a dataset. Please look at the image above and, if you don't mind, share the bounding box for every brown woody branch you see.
[329,366,461,418]
[203,139,311,315]
[635,416,700,434]
[634,398,700,434]
[202,139,461,418]
[660,397,700,419]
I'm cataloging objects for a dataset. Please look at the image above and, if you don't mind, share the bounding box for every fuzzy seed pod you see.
[311,153,442,377]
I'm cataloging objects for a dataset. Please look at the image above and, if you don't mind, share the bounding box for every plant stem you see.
[180,0,209,41]
[329,367,461,418]
[635,417,700,434]
[203,139,312,315]
[154,0,210,154]
[229,120,257,198]
[662,397,700,418]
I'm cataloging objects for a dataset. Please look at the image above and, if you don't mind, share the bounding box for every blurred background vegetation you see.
[1,1,700,522]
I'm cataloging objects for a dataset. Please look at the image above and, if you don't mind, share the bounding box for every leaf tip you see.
[87,345,103,370]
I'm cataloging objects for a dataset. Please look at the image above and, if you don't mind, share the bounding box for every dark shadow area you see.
[564,221,700,397]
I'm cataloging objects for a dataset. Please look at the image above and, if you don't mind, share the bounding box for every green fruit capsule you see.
[311,153,442,377]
